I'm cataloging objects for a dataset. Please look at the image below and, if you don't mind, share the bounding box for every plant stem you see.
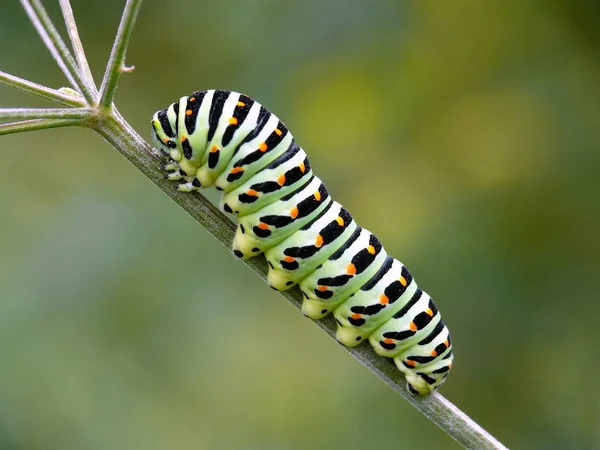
[20,0,96,104]
[91,109,508,450]
[0,118,83,135]
[0,71,85,107]
[98,0,143,108]
[59,0,96,92]
[0,108,90,120]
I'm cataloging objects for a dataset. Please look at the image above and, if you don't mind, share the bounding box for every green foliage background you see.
[1,0,599,448]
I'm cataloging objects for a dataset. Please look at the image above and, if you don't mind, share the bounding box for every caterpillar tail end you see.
[395,356,453,395]
[403,373,437,396]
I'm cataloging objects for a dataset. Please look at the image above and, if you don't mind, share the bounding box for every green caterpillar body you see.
[152,89,453,394]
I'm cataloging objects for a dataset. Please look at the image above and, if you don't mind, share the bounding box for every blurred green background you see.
[1,0,599,448]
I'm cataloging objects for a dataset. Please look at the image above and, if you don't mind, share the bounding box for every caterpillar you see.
[151,89,453,395]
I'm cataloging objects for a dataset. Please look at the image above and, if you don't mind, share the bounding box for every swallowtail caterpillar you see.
[152,90,453,394]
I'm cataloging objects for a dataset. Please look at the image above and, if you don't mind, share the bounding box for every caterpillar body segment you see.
[212,116,292,191]
[232,176,331,257]
[264,201,358,290]
[220,144,312,217]
[333,257,419,346]
[152,89,453,394]
[298,228,388,320]
[368,289,442,357]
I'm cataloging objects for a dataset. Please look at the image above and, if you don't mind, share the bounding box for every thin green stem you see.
[59,0,97,92]
[91,109,509,450]
[0,71,85,107]
[98,0,143,108]
[0,118,82,135]
[20,0,96,104]
[0,108,91,120]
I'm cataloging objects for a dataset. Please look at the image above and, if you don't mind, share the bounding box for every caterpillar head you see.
[151,107,181,161]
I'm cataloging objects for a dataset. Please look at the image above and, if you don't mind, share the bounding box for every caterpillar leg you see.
[166,169,186,181]
[165,158,203,191]
[232,225,263,259]
[164,161,180,171]
[177,179,201,192]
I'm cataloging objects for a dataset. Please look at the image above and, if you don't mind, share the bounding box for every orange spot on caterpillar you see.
[317,285,328,292]
[346,264,356,275]
[425,308,434,316]
[383,338,394,345]
[315,235,324,247]
[230,167,244,174]
[185,109,192,116]
[259,142,268,152]
[277,174,286,186]
[180,135,187,142]
[404,360,416,367]
[367,245,375,255]
[444,340,449,347]
[409,322,417,331]
[162,138,169,144]
[314,191,321,201]
[228,117,238,125]
[299,162,306,173]
[448,362,453,369]
[258,222,269,230]
[275,128,283,136]
[336,216,344,226]
[283,256,295,263]
[400,276,407,287]
[290,207,299,219]
[236,101,245,107]
[189,97,196,101]
[379,294,389,305]
[246,189,258,197]
[431,350,438,357]
[210,146,219,153]
[351,313,362,320]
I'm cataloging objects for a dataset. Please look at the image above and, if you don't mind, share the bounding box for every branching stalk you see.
[0,118,83,135]
[0,107,91,120]
[0,71,85,107]
[0,1,510,448]
[98,0,143,108]
[20,0,96,103]
[59,0,96,91]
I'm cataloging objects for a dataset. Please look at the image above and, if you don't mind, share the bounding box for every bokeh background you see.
[1,0,599,448]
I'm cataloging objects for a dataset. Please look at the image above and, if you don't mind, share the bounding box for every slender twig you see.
[98,0,143,108]
[0,118,83,135]
[20,0,96,104]
[0,71,85,107]
[59,0,96,91]
[0,107,90,120]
